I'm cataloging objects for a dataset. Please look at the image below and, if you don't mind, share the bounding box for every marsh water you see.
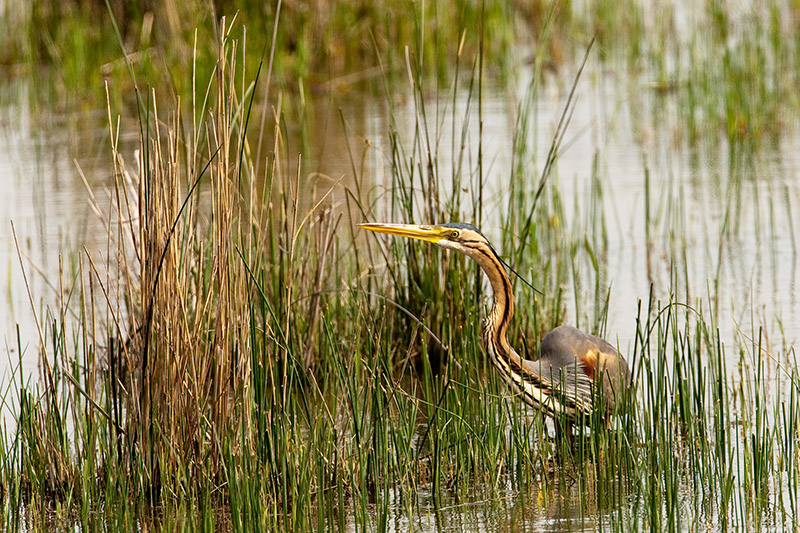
[2,47,800,529]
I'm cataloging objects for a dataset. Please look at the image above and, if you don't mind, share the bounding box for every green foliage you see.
[3,0,518,110]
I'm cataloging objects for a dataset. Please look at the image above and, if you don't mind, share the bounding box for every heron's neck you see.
[475,251,515,353]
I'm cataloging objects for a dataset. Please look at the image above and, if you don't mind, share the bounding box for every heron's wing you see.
[519,357,595,414]
[538,325,619,359]
[531,325,621,413]
[550,361,596,412]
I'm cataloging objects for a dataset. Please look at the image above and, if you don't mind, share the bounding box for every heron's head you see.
[358,222,493,261]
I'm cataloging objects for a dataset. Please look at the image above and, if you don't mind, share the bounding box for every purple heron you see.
[360,222,631,421]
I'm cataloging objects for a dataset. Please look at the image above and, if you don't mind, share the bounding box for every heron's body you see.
[360,222,631,421]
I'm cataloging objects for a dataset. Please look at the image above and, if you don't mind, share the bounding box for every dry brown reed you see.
[97,22,263,496]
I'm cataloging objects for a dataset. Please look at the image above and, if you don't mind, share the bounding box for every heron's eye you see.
[450,231,459,239]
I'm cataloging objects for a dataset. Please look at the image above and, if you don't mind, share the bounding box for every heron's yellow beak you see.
[358,223,447,243]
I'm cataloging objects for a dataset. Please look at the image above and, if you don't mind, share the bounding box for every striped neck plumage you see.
[473,245,515,354]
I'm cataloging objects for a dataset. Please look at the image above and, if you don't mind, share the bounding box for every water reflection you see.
[0,79,113,378]
[379,469,629,532]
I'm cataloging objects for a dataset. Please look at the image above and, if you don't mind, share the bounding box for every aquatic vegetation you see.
[0,1,798,531]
